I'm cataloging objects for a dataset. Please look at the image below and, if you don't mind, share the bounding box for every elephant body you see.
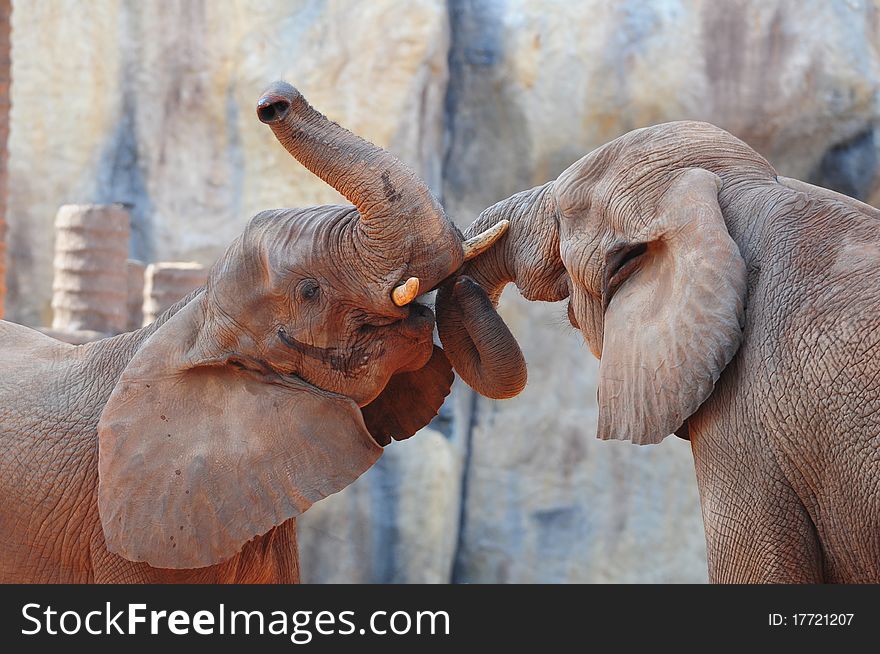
[693,176,880,582]
[0,310,299,583]
[438,121,880,583]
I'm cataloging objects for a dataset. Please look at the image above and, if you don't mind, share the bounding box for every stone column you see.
[51,204,130,334]
[142,262,207,325]
[126,259,146,331]
[0,0,10,319]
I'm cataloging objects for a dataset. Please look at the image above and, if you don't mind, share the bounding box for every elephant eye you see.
[297,279,320,302]
[602,242,648,309]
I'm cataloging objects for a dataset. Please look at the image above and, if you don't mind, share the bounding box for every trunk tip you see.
[257,81,302,124]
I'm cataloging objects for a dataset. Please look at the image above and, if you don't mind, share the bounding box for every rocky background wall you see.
[0,0,9,319]
[4,0,879,582]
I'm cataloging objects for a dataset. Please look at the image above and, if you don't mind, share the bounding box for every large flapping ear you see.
[97,296,382,569]
[597,168,747,445]
[360,346,453,445]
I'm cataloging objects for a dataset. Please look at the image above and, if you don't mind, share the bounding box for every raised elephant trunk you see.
[436,183,569,399]
[256,81,512,305]
[257,82,450,256]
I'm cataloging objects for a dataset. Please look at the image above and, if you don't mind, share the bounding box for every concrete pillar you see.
[51,204,130,333]
[126,259,146,331]
[142,262,207,325]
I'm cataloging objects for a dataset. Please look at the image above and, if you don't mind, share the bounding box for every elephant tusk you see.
[462,220,510,261]
[392,277,420,306]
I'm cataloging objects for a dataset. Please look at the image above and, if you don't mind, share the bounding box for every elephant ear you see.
[97,296,382,569]
[597,168,747,444]
[360,346,453,445]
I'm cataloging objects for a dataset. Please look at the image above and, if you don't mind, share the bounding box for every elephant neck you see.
[82,287,205,372]
[715,172,789,275]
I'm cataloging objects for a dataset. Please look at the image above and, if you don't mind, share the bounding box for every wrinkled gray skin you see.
[0,83,509,582]
[438,121,880,583]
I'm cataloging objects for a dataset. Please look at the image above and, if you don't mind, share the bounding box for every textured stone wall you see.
[444,0,880,216]
[4,0,880,583]
[0,0,9,319]
[6,0,449,326]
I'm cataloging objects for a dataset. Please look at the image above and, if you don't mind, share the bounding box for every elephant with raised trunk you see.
[0,82,507,583]
[437,121,880,583]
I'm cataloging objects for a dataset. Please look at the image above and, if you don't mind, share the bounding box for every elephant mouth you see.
[357,302,434,338]
[278,303,435,378]
[397,302,436,338]
[278,328,371,376]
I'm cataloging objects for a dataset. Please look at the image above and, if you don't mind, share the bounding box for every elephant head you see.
[438,121,779,443]
[97,82,508,569]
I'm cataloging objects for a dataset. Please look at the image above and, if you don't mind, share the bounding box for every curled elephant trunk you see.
[436,276,527,399]
[436,183,569,399]
[257,82,455,269]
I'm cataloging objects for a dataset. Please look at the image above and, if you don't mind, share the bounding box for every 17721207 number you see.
[769,614,854,627]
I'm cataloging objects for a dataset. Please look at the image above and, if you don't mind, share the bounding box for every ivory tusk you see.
[462,219,510,261]
[392,277,420,306]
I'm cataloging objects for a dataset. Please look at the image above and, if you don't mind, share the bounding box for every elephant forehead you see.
[251,206,359,267]
[556,121,742,207]
[554,142,653,225]
[237,208,403,300]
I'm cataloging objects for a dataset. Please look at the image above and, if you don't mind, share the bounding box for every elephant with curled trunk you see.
[0,82,507,583]
[437,121,880,583]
